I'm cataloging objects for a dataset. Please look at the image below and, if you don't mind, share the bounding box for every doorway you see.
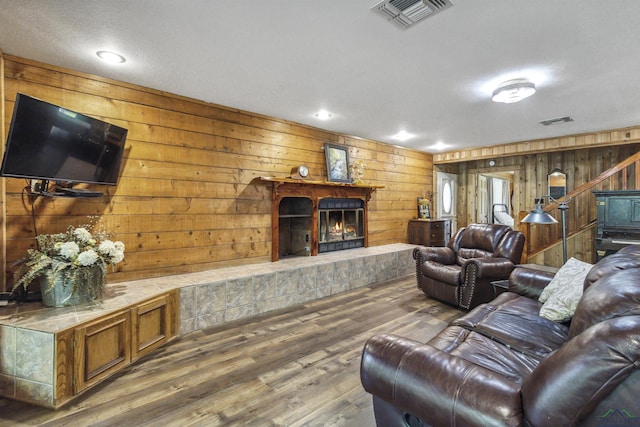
[474,171,515,227]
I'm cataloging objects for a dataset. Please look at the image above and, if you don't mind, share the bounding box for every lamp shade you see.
[521,205,558,224]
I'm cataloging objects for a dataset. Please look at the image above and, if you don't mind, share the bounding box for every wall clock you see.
[290,165,310,179]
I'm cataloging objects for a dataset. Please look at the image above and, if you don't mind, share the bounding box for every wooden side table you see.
[408,219,451,246]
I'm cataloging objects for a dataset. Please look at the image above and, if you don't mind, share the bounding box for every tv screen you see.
[0,94,127,186]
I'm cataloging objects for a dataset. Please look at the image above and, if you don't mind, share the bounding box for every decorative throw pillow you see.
[539,257,593,322]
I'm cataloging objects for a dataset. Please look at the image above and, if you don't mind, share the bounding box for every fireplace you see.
[260,177,382,261]
[278,197,365,258]
[318,198,364,253]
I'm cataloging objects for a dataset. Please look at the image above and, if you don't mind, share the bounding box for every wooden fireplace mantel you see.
[259,176,383,201]
[259,177,384,261]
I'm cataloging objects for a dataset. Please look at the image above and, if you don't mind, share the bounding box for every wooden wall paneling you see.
[1,50,6,290]
[451,162,466,228]
[1,55,434,289]
[3,57,341,147]
[534,153,552,245]
[468,172,478,224]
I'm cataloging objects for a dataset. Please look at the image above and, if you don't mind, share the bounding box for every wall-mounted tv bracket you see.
[28,179,103,198]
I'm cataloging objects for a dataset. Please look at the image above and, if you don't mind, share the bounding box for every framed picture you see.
[417,197,431,219]
[324,143,351,183]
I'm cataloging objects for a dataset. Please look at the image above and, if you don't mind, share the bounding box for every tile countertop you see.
[0,280,175,333]
[0,243,416,333]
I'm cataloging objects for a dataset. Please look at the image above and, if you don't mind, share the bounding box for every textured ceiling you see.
[1,0,640,153]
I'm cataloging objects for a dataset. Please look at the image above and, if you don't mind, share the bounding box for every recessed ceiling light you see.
[428,141,450,151]
[492,79,536,103]
[392,130,413,141]
[96,50,126,64]
[314,110,333,120]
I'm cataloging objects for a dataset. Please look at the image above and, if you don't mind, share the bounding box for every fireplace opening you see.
[319,198,365,253]
[278,197,312,258]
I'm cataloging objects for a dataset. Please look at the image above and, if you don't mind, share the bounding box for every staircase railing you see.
[522,150,640,264]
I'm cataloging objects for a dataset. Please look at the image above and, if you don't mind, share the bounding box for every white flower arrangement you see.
[13,225,126,299]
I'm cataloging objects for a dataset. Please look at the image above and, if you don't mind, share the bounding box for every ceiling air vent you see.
[539,116,575,126]
[371,0,453,29]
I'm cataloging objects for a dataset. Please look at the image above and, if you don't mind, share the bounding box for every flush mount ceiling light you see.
[491,79,536,103]
[314,110,333,120]
[96,50,126,64]
[392,130,413,141]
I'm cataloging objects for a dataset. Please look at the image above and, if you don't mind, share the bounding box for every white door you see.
[436,172,457,232]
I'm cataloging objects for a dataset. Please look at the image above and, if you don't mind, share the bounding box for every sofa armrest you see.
[458,258,517,309]
[462,257,515,279]
[361,334,523,427]
[508,267,555,300]
[413,246,455,265]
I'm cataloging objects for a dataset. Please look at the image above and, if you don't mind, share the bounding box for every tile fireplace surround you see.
[0,243,414,407]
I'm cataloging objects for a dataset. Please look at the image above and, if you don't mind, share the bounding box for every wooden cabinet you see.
[55,290,179,406]
[408,219,451,246]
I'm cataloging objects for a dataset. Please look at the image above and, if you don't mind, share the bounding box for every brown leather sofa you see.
[414,223,525,310]
[361,245,640,427]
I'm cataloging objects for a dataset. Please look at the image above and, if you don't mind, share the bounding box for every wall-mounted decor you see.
[548,169,567,199]
[324,143,351,183]
[350,160,365,184]
[417,197,431,219]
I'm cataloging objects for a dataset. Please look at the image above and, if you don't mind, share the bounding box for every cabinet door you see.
[408,220,429,245]
[74,310,131,393]
[131,293,177,361]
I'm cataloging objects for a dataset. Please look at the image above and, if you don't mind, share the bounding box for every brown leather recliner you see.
[413,223,525,310]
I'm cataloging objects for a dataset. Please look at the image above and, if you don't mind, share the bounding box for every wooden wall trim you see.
[433,126,640,164]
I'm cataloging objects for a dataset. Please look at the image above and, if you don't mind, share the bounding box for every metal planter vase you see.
[39,265,105,307]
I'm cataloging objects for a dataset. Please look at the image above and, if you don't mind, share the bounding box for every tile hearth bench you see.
[0,243,415,408]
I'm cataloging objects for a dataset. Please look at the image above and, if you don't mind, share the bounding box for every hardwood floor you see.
[0,275,460,427]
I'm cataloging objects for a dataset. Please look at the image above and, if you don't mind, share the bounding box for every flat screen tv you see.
[0,93,127,187]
